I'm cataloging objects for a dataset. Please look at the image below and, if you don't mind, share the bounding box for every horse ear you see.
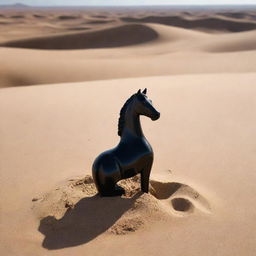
[137,89,141,94]
[142,88,147,94]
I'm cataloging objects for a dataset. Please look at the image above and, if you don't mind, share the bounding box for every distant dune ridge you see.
[0,24,158,49]
[121,15,256,32]
[217,11,256,20]
[1,6,256,256]
[1,21,256,88]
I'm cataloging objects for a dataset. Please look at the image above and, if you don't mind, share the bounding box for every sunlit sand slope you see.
[1,23,256,88]
[1,73,256,255]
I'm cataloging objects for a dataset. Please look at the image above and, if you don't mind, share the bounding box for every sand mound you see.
[121,15,256,32]
[0,24,158,50]
[33,174,210,249]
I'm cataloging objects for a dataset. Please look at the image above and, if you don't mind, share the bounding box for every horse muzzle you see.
[151,111,160,121]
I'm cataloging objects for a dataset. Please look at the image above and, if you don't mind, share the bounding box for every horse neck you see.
[122,104,143,138]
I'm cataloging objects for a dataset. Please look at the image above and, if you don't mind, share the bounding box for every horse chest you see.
[114,139,153,171]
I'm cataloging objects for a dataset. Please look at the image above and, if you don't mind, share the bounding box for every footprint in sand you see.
[150,180,211,216]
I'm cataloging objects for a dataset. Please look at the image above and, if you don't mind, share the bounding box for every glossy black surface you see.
[92,88,160,196]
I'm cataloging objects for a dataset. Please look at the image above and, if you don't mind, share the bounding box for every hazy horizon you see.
[1,0,256,7]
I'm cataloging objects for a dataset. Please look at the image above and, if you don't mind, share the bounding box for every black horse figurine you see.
[92,88,160,196]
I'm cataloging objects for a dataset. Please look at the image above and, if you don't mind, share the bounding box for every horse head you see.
[135,88,160,121]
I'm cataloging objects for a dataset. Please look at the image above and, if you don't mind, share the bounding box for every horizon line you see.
[1,4,256,7]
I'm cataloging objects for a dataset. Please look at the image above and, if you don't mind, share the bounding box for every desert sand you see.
[0,5,256,256]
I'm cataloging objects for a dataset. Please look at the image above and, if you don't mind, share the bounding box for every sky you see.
[1,0,256,6]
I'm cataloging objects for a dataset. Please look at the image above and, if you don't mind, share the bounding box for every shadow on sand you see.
[38,192,141,250]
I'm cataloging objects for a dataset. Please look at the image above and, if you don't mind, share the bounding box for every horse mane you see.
[118,94,136,136]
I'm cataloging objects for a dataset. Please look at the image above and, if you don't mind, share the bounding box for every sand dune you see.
[121,15,256,32]
[0,24,158,50]
[1,8,256,44]
[1,23,256,88]
[204,30,256,52]
[216,11,256,20]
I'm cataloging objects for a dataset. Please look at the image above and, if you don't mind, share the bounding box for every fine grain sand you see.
[0,5,256,256]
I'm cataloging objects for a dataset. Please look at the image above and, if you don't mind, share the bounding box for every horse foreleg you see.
[96,156,123,197]
[140,159,153,193]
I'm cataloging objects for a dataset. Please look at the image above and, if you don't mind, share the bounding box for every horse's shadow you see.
[38,192,141,250]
